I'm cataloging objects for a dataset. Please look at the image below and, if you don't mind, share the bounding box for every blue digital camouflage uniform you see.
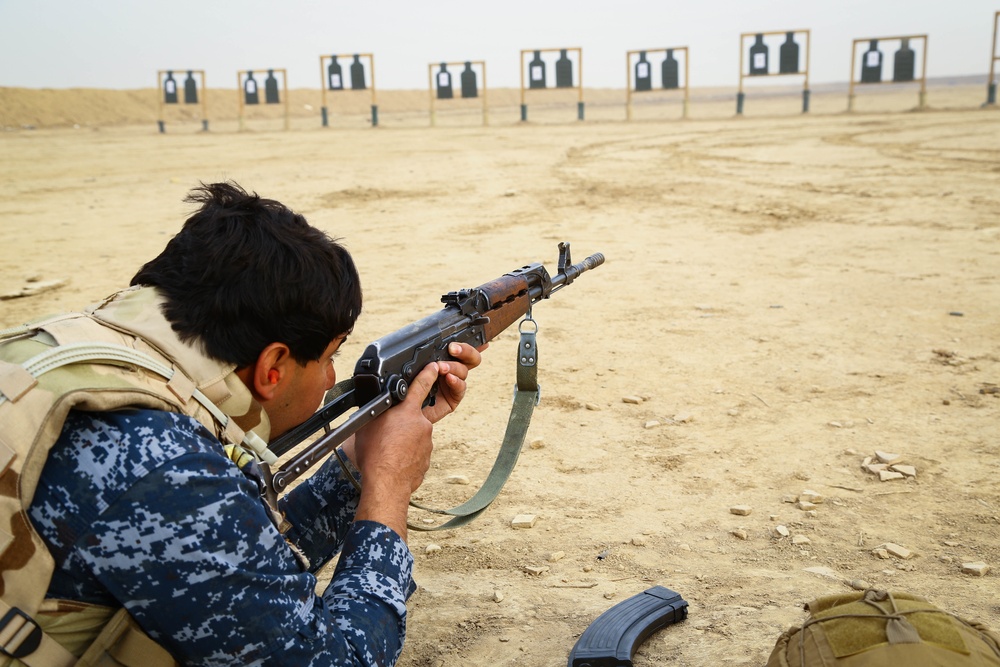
[29,408,416,666]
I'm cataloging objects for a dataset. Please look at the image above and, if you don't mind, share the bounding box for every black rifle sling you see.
[407,319,538,530]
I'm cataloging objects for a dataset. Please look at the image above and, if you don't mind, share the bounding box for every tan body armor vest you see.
[0,287,273,666]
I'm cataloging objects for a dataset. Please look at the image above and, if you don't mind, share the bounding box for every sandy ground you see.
[1,82,998,666]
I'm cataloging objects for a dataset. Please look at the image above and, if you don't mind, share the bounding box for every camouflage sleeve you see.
[30,410,415,666]
[280,447,363,572]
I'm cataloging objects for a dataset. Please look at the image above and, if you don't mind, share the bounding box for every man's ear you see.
[237,342,292,402]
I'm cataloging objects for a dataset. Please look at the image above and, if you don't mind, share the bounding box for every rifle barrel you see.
[534,252,605,300]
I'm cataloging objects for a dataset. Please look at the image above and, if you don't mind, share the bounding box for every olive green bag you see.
[766,589,1000,667]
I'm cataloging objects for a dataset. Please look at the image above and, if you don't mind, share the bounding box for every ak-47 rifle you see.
[263,242,603,529]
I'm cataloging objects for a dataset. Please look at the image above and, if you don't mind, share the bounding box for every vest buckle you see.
[0,606,43,659]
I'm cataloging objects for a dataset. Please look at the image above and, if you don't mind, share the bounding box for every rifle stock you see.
[265,242,603,499]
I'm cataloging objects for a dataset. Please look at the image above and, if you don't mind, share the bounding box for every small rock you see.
[792,535,811,545]
[875,450,903,465]
[879,470,905,482]
[445,475,470,485]
[961,562,989,576]
[890,464,917,478]
[727,408,740,416]
[828,421,843,428]
[631,536,647,547]
[622,396,644,404]
[523,565,549,576]
[547,551,565,562]
[582,564,593,572]
[799,490,825,504]
[672,412,693,423]
[511,514,537,529]
[864,463,889,474]
[503,189,517,197]
[425,543,442,554]
[585,403,601,411]
[730,505,753,516]
[603,592,617,600]
[644,420,661,429]
[782,494,798,504]
[529,438,545,449]
[678,543,691,552]
[796,501,817,511]
[493,590,505,602]
[774,525,790,538]
[882,543,914,559]
[873,548,890,559]
[804,510,818,518]
[730,529,749,540]
[850,579,871,590]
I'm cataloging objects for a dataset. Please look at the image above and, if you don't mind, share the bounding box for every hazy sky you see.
[1,1,997,90]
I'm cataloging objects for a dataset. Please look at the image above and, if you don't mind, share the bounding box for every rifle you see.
[263,242,604,529]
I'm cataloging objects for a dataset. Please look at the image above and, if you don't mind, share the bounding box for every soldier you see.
[0,182,482,666]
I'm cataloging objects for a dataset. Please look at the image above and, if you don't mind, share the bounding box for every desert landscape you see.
[1,81,998,666]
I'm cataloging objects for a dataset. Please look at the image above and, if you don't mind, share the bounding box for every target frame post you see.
[519,47,584,122]
[847,34,929,112]
[319,53,378,127]
[428,60,488,127]
[237,68,290,131]
[736,29,811,115]
[156,69,208,133]
[986,11,999,105]
[625,47,690,121]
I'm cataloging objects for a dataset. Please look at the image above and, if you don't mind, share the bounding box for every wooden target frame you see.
[848,35,928,111]
[237,68,289,131]
[519,47,584,122]
[156,69,208,133]
[737,30,811,115]
[427,61,488,127]
[625,47,690,121]
[319,53,378,127]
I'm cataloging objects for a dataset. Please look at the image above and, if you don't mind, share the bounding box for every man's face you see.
[267,337,344,438]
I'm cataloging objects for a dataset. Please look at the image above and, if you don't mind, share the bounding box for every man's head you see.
[132,181,362,368]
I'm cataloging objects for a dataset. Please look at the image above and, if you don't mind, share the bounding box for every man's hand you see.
[350,342,483,540]
[352,361,444,540]
[422,341,484,424]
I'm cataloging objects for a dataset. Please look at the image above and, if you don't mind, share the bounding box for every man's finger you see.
[404,361,441,407]
[448,342,484,369]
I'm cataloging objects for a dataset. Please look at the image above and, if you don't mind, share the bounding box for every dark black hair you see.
[131,181,362,368]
